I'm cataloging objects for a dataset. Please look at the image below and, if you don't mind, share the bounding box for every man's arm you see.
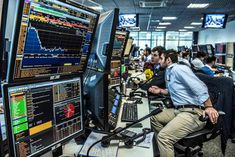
[204,98,219,124]
[148,86,168,95]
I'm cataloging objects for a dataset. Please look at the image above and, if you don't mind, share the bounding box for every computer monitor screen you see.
[109,30,128,86]
[192,45,199,52]
[87,9,119,72]
[112,30,129,58]
[2,78,83,156]
[206,44,214,55]
[202,14,228,29]
[215,43,226,54]
[123,38,134,56]
[178,46,186,52]
[119,14,138,27]
[198,45,207,53]
[8,0,99,83]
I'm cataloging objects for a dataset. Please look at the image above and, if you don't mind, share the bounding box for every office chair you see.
[149,74,231,157]
[174,111,225,157]
[174,74,231,157]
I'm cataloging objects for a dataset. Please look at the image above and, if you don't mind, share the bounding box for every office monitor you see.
[119,14,138,27]
[202,13,228,29]
[87,8,119,72]
[123,38,134,56]
[83,70,109,130]
[0,0,9,81]
[2,77,84,157]
[198,45,207,53]
[178,46,186,52]
[7,0,99,83]
[109,30,129,86]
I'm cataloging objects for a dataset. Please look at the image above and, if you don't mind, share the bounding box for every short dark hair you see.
[152,46,165,57]
[206,56,216,64]
[182,51,190,58]
[165,49,178,63]
[196,51,206,58]
[145,47,151,55]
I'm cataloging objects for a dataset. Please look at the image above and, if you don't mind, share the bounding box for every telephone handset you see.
[129,91,147,98]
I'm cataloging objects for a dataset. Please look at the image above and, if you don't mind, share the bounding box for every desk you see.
[116,95,153,157]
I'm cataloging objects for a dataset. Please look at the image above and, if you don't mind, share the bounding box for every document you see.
[79,132,119,157]
[136,132,154,148]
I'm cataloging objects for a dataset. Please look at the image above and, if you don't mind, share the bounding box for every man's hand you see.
[148,86,161,94]
[204,107,219,124]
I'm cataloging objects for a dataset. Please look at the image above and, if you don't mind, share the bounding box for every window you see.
[152,32,164,48]
[128,31,193,53]
[179,32,193,48]
[166,31,179,50]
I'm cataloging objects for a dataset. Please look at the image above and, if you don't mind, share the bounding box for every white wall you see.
[198,20,235,45]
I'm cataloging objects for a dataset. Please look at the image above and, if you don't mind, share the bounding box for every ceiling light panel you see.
[187,3,209,8]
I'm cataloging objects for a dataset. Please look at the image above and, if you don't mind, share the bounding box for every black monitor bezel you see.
[83,70,110,131]
[0,0,9,81]
[2,76,85,157]
[7,0,100,84]
[103,8,119,72]
[202,13,228,29]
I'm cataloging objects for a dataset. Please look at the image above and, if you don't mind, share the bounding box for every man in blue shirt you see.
[149,51,219,157]
[201,55,217,76]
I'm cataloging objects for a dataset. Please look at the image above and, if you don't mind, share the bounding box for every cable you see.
[86,108,162,156]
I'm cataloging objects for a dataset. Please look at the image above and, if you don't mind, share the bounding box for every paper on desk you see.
[79,132,119,157]
[136,132,154,148]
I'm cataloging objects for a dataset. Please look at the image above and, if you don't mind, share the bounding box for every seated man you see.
[139,46,166,90]
[149,51,218,157]
[191,51,206,70]
[201,55,218,76]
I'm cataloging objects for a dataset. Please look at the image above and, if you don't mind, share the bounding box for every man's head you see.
[151,46,165,64]
[196,51,207,60]
[159,49,178,68]
[144,47,151,56]
[206,55,217,67]
[182,51,190,60]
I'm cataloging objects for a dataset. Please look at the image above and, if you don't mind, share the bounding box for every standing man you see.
[149,51,218,157]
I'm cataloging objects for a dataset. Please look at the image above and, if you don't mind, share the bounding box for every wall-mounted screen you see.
[119,14,138,27]
[202,14,228,29]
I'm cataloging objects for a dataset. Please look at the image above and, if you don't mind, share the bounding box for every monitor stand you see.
[52,146,63,157]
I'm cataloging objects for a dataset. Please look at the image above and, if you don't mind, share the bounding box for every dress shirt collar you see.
[205,64,213,71]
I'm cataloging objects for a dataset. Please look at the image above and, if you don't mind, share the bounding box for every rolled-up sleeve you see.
[174,66,209,104]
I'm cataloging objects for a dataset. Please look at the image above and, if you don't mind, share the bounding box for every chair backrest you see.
[195,73,234,153]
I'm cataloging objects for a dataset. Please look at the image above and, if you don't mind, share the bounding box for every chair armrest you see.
[199,110,225,122]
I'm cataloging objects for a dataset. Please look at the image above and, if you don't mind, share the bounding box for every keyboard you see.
[121,103,138,122]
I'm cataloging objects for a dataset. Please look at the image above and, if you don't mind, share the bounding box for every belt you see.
[175,105,205,110]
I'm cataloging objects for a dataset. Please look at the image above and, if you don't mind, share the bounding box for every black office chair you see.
[149,74,232,157]
[174,111,225,157]
[174,74,232,157]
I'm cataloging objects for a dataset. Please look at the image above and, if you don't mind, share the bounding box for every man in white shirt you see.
[191,51,206,70]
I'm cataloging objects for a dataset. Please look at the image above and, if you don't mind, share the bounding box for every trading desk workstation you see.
[0,0,158,156]
[1,0,235,157]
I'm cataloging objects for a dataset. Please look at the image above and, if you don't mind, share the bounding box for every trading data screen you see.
[109,30,128,86]
[10,0,98,82]
[3,78,83,156]
[112,30,127,59]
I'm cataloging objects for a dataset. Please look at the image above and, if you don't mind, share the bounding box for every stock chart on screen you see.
[9,0,98,82]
